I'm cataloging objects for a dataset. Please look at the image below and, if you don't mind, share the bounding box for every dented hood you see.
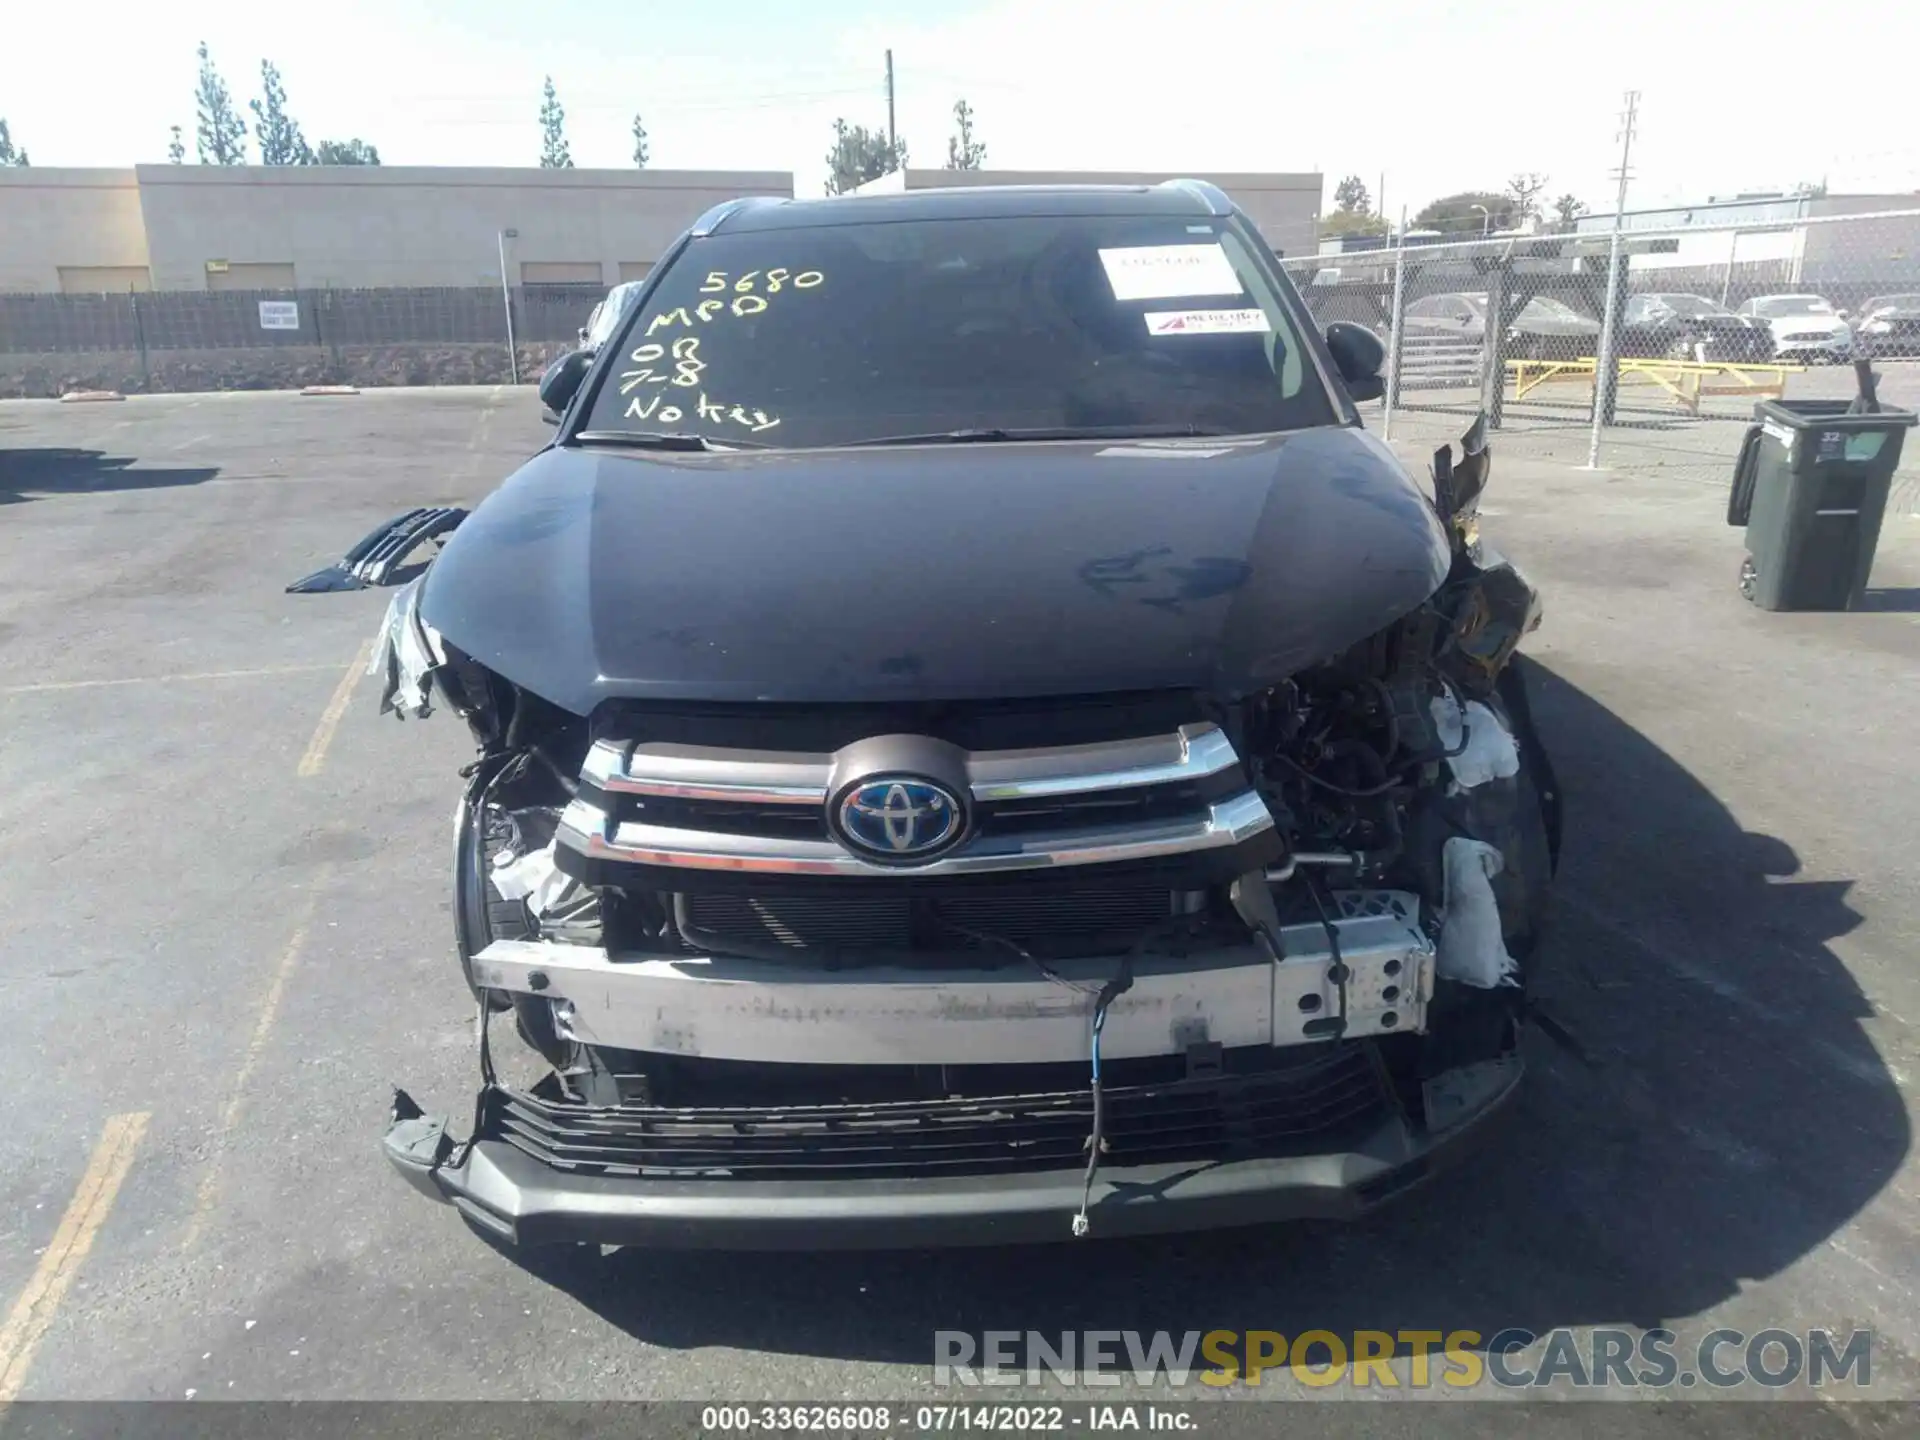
[419,426,1451,715]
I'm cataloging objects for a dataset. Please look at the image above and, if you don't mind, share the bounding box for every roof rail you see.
[689,196,783,237]
[1156,178,1234,217]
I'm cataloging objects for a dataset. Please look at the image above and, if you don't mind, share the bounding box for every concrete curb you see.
[58,390,126,403]
[300,385,361,396]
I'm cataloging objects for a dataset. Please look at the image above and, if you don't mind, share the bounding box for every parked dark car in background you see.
[1854,295,1920,358]
[1734,294,1852,364]
[1617,293,1772,364]
[1404,291,1600,359]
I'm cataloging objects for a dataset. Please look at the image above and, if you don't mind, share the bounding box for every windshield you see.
[1862,295,1920,315]
[1751,296,1833,317]
[1646,295,1729,319]
[1516,296,1591,323]
[579,214,1334,448]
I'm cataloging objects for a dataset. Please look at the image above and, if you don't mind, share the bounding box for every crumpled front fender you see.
[368,575,445,720]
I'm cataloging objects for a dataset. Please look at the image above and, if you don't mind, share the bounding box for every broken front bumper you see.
[383,896,1520,1249]
[384,1055,1520,1250]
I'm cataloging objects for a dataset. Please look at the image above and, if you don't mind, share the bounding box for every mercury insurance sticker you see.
[1098,243,1245,301]
[1143,308,1271,336]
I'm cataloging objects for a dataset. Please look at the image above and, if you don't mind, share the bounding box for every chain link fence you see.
[0,284,605,397]
[1283,207,1920,508]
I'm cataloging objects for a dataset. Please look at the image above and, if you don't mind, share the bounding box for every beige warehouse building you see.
[0,166,796,293]
[1,164,1322,294]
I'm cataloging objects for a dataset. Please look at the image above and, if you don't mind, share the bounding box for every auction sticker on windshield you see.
[1144,308,1271,335]
[1098,243,1243,301]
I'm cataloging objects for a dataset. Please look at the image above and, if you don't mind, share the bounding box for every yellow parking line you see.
[180,875,326,1250]
[296,639,373,778]
[0,1112,152,1401]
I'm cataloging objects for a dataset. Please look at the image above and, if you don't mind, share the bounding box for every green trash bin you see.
[1727,396,1916,612]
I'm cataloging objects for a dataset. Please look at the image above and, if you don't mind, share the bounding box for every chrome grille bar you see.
[581,721,1240,806]
[557,791,1275,878]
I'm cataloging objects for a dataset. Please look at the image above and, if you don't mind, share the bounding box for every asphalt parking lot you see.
[2,387,1919,1429]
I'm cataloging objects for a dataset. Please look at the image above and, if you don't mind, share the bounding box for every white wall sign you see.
[258,300,301,331]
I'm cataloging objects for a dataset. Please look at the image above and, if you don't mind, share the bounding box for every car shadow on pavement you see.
[0,447,219,504]
[522,659,1910,1369]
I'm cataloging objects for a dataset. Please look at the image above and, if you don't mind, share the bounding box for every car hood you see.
[1762,313,1847,331]
[420,427,1452,715]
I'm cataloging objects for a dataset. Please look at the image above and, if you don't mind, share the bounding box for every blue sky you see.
[4,0,1916,214]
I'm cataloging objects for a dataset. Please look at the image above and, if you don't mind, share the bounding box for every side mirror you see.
[1324,321,1386,403]
[538,349,592,418]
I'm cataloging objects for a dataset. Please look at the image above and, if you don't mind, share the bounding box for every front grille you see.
[486,1045,1391,1181]
[682,881,1180,953]
[555,719,1278,882]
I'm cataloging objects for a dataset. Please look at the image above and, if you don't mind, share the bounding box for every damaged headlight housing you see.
[369,575,447,720]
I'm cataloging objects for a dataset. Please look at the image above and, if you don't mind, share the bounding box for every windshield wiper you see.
[838,423,1234,448]
[571,430,766,452]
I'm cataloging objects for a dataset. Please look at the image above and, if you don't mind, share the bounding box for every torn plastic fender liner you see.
[369,576,445,720]
[286,506,468,593]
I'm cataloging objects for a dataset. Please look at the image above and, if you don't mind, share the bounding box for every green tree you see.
[250,60,312,165]
[631,113,649,168]
[194,41,248,165]
[1505,171,1548,224]
[824,117,906,195]
[1321,210,1388,239]
[1324,174,1385,238]
[539,77,572,168]
[1414,190,1514,234]
[167,125,185,164]
[1333,174,1370,214]
[0,119,27,166]
[1551,193,1588,228]
[312,138,380,165]
[945,99,984,170]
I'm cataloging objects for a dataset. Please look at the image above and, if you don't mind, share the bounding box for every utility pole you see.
[885,49,897,158]
[1585,88,1640,469]
[498,228,519,386]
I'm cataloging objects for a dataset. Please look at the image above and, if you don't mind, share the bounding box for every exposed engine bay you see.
[373,416,1560,1249]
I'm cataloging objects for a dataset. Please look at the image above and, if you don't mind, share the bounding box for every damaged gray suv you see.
[372,179,1559,1252]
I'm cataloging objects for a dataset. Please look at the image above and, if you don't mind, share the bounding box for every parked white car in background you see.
[1735,294,1853,363]
[575,279,648,351]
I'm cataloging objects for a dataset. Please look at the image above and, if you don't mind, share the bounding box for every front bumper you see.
[1773,333,1852,359]
[383,1055,1521,1249]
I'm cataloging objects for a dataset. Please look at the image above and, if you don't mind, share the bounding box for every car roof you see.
[690,180,1236,236]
